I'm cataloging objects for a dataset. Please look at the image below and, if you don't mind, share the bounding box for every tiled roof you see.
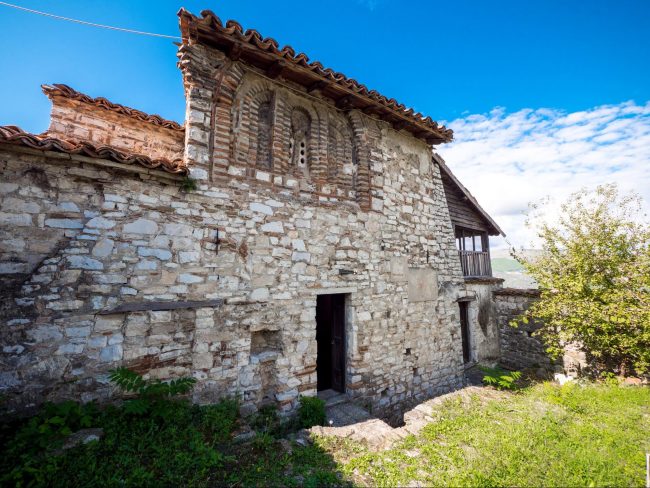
[42,84,185,132]
[178,9,453,145]
[0,125,187,175]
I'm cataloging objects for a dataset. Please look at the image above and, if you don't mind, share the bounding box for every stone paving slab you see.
[311,385,510,451]
[325,401,372,427]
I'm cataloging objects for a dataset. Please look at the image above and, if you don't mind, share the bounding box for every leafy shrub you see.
[200,397,239,444]
[109,367,196,421]
[514,184,650,375]
[108,367,196,398]
[479,366,522,390]
[180,176,198,192]
[0,401,101,486]
[298,396,326,428]
[252,431,275,451]
[0,398,240,486]
[250,404,280,431]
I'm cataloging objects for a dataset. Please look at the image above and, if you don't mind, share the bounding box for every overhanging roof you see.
[42,84,184,132]
[434,153,505,237]
[178,9,453,145]
[0,125,187,176]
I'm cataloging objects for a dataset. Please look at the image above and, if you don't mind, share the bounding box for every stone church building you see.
[0,9,509,416]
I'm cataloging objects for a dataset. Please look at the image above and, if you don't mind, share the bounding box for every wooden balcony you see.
[458,250,492,277]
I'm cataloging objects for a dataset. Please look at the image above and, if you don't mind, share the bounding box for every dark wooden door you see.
[330,295,345,392]
[459,301,470,363]
[316,294,346,392]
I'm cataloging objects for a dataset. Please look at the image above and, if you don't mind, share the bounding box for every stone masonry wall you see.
[495,289,588,376]
[464,278,503,365]
[0,41,470,418]
[494,288,556,372]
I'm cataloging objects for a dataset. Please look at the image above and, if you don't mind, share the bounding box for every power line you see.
[0,1,181,40]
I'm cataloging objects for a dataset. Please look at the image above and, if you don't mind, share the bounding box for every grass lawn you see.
[1,381,647,486]
[325,382,650,487]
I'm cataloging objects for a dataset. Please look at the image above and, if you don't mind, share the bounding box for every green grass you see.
[339,382,650,487]
[1,382,647,487]
[0,398,344,487]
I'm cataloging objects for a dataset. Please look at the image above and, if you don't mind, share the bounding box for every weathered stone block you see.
[67,256,103,270]
[99,345,123,362]
[407,268,438,302]
[123,218,158,234]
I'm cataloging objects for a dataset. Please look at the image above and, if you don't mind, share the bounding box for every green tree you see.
[514,184,650,376]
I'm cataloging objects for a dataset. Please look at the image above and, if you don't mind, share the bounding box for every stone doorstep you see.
[317,388,348,408]
[325,401,372,427]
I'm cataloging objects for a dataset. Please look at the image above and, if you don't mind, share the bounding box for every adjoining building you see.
[0,9,508,416]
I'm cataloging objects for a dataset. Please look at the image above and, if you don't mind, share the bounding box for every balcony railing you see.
[458,250,492,277]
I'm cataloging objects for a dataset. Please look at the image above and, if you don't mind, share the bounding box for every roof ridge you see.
[0,125,187,176]
[42,84,185,132]
[177,8,453,144]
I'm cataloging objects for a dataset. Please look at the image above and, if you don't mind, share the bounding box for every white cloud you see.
[438,101,650,251]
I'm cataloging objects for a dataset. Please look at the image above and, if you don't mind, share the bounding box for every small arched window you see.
[256,101,273,169]
[289,109,311,176]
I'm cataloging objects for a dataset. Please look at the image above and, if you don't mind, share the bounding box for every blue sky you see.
[0,0,649,248]
[1,0,648,132]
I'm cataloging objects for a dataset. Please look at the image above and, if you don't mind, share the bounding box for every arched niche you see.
[289,107,312,178]
[231,76,276,170]
[326,113,357,197]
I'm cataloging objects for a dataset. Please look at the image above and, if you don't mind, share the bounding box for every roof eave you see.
[177,8,453,145]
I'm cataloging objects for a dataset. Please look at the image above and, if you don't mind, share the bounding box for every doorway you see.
[459,301,471,363]
[316,294,346,392]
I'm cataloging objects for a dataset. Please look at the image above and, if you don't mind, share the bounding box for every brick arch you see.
[348,110,379,210]
[327,113,356,197]
[280,98,322,180]
[203,61,247,180]
[230,76,277,170]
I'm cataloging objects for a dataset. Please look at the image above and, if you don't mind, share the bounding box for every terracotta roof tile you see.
[178,9,453,144]
[42,84,184,132]
[0,125,187,176]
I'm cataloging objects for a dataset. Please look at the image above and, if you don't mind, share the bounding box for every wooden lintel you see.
[362,106,377,115]
[265,61,285,79]
[392,120,408,131]
[426,136,445,145]
[307,80,328,94]
[100,299,224,315]
[227,43,243,61]
[336,95,355,109]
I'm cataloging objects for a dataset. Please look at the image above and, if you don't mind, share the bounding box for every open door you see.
[316,294,346,392]
[459,301,471,363]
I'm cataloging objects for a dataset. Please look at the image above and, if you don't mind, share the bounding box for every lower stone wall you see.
[494,288,558,373]
[495,288,589,375]
[464,278,503,365]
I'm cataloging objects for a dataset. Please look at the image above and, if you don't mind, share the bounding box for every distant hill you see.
[490,250,538,289]
[491,257,525,273]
